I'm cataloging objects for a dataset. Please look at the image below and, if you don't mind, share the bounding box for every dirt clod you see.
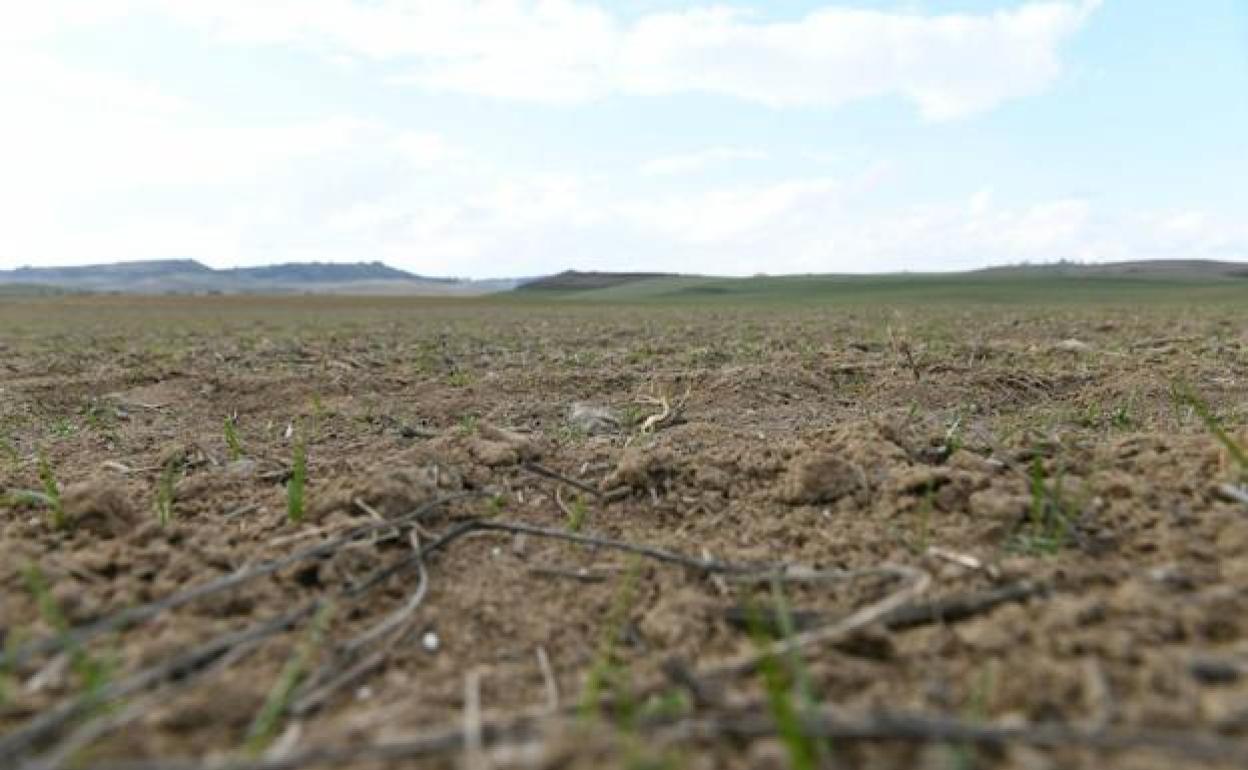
[776,451,865,504]
[61,478,138,537]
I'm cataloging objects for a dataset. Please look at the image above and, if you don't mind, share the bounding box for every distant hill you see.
[517,270,680,291]
[0,260,516,295]
[506,259,1248,305]
[974,259,1248,279]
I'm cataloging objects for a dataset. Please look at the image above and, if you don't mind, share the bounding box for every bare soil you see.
[3,295,1248,770]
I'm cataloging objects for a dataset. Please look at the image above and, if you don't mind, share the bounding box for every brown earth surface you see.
[3,295,1248,770]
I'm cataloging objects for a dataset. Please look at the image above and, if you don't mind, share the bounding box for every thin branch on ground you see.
[522,462,602,499]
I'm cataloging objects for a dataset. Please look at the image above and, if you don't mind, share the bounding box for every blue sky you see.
[1,1,1245,278]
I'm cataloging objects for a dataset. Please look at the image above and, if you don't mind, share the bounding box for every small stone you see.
[422,631,440,652]
[1053,338,1093,353]
[1190,657,1242,685]
[225,458,258,476]
[567,402,620,435]
[969,489,1029,521]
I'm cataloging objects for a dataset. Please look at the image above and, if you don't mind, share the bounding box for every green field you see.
[515,271,1248,305]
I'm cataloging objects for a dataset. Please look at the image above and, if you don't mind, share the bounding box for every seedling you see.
[945,411,966,454]
[1175,383,1248,479]
[286,437,307,524]
[486,493,506,517]
[51,418,77,439]
[1109,402,1133,430]
[1009,457,1074,555]
[457,414,479,435]
[223,416,244,461]
[447,370,473,388]
[743,584,821,770]
[22,564,114,710]
[244,602,335,754]
[37,451,67,531]
[580,558,642,724]
[309,393,328,438]
[80,400,117,438]
[949,665,996,770]
[566,494,589,532]
[899,482,936,556]
[155,458,179,526]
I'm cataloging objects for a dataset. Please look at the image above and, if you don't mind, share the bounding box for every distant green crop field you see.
[506,272,1248,306]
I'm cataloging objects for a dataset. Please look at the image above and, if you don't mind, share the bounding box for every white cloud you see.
[640,147,769,177]
[968,187,995,218]
[624,177,843,244]
[392,131,462,169]
[49,0,1101,117]
[618,1,1099,118]
[0,47,465,267]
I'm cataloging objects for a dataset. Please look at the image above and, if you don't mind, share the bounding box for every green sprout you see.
[743,578,834,770]
[949,665,996,770]
[286,437,307,524]
[1175,383,1248,478]
[37,451,67,530]
[566,494,589,533]
[486,493,506,517]
[244,602,335,754]
[309,393,328,438]
[155,459,179,526]
[1009,457,1074,555]
[580,558,642,724]
[23,564,114,711]
[223,416,244,461]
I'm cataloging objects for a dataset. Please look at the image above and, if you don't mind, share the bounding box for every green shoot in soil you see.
[1010,457,1073,555]
[223,416,244,461]
[1175,383,1248,478]
[486,493,506,517]
[309,393,327,438]
[23,564,114,710]
[580,558,642,724]
[286,436,307,524]
[37,451,67,530]
[744,578,833,770]
[244,602,335,754]
[566,494,589,532]
[155,459,178,526]
[577,558,681,767]
[949,665,996,770]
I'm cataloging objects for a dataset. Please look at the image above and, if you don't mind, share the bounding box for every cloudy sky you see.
[2,1,1246,278]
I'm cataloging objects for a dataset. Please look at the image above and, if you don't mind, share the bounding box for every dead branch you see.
[522,461,602,499]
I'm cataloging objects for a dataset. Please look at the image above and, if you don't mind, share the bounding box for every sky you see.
[2,1,1246,279]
